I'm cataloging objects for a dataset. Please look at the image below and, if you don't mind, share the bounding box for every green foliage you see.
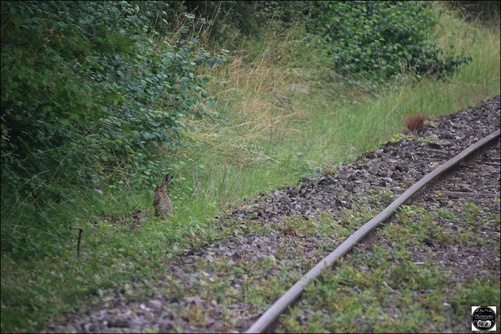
[1,1,226,194]
[1,1,226,254]
[306,1,472,87]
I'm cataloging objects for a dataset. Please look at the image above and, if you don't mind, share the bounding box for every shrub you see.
[306,1,472,87]
[1,1,226,197]
[1,1,227,255]
[447,1,501,23]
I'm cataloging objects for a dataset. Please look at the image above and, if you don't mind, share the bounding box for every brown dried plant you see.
[404,113,427,131]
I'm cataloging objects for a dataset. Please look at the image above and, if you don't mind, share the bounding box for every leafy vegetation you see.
[307,1,472,87]
[1,0,500,332]
[1,1,226,255]
[1,1,226,198]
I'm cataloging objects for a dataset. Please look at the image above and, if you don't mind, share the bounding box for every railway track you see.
[246,129,500,333]
[47,96,500,333]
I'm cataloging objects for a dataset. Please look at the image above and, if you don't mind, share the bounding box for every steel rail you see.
[246,129,500,333]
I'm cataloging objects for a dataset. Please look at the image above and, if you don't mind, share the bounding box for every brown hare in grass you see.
[153,174,173,216]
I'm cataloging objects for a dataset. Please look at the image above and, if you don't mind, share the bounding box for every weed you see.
[280,184,499,332]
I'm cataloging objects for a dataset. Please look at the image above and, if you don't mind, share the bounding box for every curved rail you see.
[246,130,500,333]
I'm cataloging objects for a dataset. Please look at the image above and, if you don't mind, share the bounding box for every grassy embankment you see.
[1,3,499,333]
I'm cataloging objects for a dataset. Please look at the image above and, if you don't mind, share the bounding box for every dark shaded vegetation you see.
[448,1,501,23]
[1,1,225,192]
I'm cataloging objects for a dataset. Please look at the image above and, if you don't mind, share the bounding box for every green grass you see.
[179,2,500,215]
[1,3,500,333]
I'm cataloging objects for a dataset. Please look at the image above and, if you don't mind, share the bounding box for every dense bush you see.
[1,1,227,255]
[306,1,472,86]
[183,1,473,86]
[1,1,226,199]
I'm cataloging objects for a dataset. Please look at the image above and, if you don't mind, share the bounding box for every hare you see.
[153,174,173,216]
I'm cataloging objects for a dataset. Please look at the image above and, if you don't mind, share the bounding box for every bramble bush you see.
[186,1,472,87]
[306,1,472,87]
[1,1,226,194]
[1,1,226,254]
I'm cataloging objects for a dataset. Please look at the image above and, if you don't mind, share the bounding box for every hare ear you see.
[163,174,173,185]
